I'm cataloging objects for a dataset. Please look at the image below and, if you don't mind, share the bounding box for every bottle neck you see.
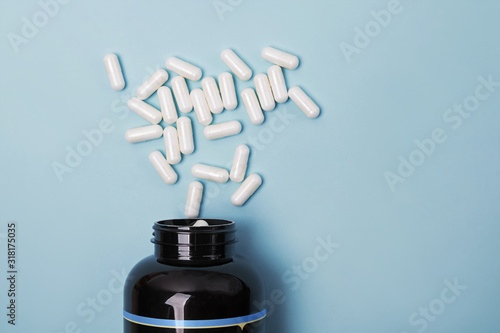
[152,219,237,267]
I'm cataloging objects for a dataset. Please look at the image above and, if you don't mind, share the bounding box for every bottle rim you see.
[151,219,237,265]
[153,218,235,232]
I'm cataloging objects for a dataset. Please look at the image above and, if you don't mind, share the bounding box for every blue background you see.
[1,0,500,332]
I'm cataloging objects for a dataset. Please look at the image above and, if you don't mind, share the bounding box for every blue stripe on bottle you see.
[123,308,267,329]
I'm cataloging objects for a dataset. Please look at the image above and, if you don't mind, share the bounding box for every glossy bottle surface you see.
[124,219,266,333]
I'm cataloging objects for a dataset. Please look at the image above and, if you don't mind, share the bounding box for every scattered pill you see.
[203,120,242,140]
[158,86,178,124]
[220,49,252,81]
[288,86,320,119]
[231,174,262,206]
[191,163,229,183]
[115,48,317,211]
[261,47,299,70]
[185,181,203,218]
[254,74,276,111]
[230,144,250,183]
[177,116,194,155]
[201,77,224,114]
[218,72,237,110]
[190,89,213,126]
[149,151,178,184]
[127,97,162,124]
[267,65,288,103]
[103,53,125,91]
[165,57,202,81]
[171,76,193,114]
[241,88,264,125]
[125,124,163,143]
[192,219,209,226]
[136,69,168,100]
[163,126,181,165]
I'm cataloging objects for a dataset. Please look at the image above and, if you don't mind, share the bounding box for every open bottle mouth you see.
[151,219,237,266]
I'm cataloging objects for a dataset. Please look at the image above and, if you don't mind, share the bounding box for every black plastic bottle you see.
[124,219,266,332]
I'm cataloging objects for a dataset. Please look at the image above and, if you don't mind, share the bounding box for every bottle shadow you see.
[236,218,290,333]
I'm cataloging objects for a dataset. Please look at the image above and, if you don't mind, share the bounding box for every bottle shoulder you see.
[125,254,263,292]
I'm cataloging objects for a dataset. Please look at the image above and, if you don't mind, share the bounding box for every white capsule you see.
[149,151,177,185]
[127,97,162,124]
[201,77,224,114]
[171,76,193,113]
[136,69,168,100]
[220,49,252,81]
[185,181,203,218]
[190,89,213,126]
[125,125,163,143]
[177,116,194,155]
[191,163,229,183]
[254,74,276,112]
[158,86,178,124]
[163,126,181,165]
[241,88,264,125]
[192,219,209,226]
[267,65,288,103]
[203,120,242,140]
[230,144,250,183]
[218,72,237,110]
[261,47,299,70]
[288,86,320,119]
[103,53,125,91]
[165,57,202,81]
[231,174,262,206]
